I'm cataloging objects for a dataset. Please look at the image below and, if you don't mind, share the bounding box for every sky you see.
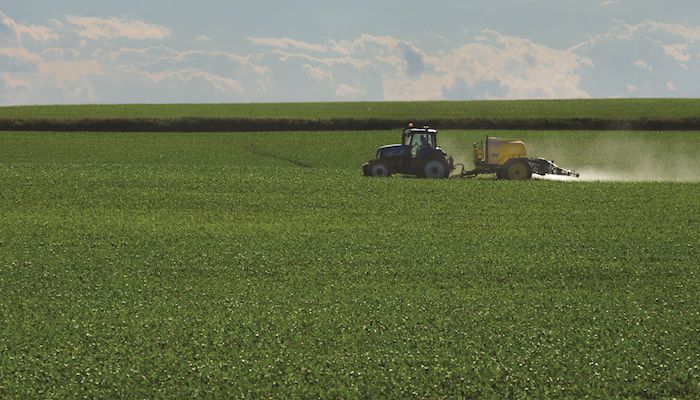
[1,0,700,105]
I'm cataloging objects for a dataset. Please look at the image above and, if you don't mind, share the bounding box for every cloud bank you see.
[1,9,699,104]
[65,15,170,40]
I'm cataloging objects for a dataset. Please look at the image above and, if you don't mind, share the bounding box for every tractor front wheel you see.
[504,160,532,180]
[362,163,371,176]
[423,159,449,178]
[369,160,392,177]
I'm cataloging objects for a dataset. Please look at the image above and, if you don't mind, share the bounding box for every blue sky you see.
[1,1,700,104]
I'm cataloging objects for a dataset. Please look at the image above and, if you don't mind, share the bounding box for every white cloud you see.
[103,45,270,98]
[600,0,621,6]
[380,30,590,100]
[3,74,31,89]
[566,18,700,96]
[666,81,677,91]
[0,50,103,104]
[38,59,103,82]
[0,13,623,103]
[0,8,269,104]
[248,36,328,53]
[217,30,591,100]
[302,64,333,81]
[645,21,700,42]
[382,73,446,101]
[662,43,690,63]
[16,23,58,42]
[146,70,242,93]
[626,83,637,92]
[271,50,371,71]
[335,83,364,97]
[633,60,653,71]
[1,10,59,43]
[65,15,170,40]
[570,19,700,55]
[318,30,584,100]
[41,47,81,61]
[106,45,270,76]
[329,34,401,54]
[194,34,211,42]
[0,46,43,65]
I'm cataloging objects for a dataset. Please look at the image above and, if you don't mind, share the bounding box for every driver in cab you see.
[417,135,431,153]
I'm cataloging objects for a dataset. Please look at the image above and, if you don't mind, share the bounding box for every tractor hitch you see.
[451,163,479,178]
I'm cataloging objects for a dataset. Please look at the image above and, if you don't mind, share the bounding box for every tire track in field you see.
[247,144,312,168]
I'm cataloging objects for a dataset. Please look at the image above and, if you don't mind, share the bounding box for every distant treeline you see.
[2,117,700,132]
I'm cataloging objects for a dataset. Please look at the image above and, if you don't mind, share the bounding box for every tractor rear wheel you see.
[423,159,449,178]
[369,160,392,177]
[504,160,532,180]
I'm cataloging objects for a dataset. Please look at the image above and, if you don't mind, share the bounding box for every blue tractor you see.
[362,126,454,178]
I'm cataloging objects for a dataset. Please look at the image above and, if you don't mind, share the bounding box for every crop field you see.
[1,129,699,398]
[3,98,700,121]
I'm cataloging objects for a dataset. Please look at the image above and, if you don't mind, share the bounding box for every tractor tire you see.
[369,160,392,177]
[422,159,449,179]
[504,160,532,180]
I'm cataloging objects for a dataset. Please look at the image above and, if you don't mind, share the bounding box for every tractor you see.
[362,125,453,178]
[455,137,579,179]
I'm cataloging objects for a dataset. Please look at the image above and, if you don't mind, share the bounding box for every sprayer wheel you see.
[505,160,532,180]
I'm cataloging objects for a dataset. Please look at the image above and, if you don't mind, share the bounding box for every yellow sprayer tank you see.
[486,137,527,166]
[458,135,579,179]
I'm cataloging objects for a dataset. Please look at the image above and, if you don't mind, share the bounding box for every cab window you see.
[409,133,434,156]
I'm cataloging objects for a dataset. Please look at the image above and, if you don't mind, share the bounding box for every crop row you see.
[0,130,698,397]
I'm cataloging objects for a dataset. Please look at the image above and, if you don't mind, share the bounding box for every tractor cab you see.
[403,127,438,157]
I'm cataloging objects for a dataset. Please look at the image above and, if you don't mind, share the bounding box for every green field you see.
[3,98,700,121]
[1,129,699,398]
